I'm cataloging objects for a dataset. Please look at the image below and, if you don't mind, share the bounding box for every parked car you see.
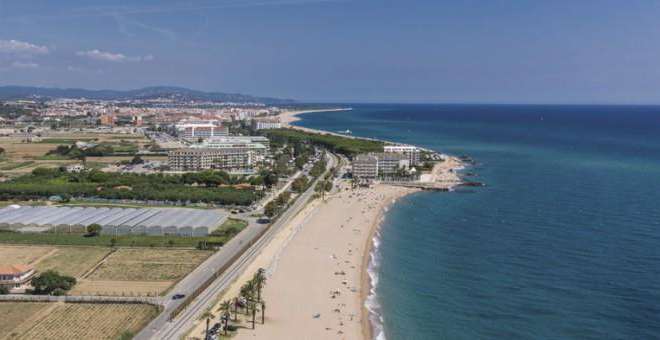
[172,293,186,300]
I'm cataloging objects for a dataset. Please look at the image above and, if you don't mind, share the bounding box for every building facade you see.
[191,136,270,156]
[168,148,256,171]
[352,154,379,179]
[0,265,34,290]
[176,122,229,139]
[251,117,281,131]
[374,152,410,175]
[384,145,420,165]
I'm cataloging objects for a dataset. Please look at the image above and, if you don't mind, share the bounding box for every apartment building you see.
[353,154,379,179]
[176,122,229,139]
[251,117,281,131]
[384,145,420,165]
[374,152,410,174]
[168,148,255,171]
[192,136,270,156]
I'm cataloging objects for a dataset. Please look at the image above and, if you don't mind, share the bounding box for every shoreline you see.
[280,108,352,128]
[359,187,418,340]
[279,109,465,340]
[182,110,464,340]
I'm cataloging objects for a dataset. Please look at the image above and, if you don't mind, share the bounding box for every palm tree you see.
[201,311,215,339]
[253,273,267,302]
[219,300,232,336]
[233,297,240,321]
[261,301,266,324]
[241,282,255,315]
[249,301,258,329]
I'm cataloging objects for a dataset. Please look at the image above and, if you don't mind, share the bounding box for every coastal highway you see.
[136,152,336,340]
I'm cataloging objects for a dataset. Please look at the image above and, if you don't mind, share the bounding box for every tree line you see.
[262,128,383,158]
[0,167,261,206]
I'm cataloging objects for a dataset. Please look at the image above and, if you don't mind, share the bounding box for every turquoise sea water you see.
[293,104,660,340]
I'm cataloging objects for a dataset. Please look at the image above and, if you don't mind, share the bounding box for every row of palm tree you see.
[210,269,268,338]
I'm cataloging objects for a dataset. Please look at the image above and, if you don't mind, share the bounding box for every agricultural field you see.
[0,302,53,339]
[0,245,111,278]
[0,231,230,248]
[70,280,172,296]
[83,248,211,295]
[0,302,158,340]
[0,245,55,265]
[35,247,112,278]
[88,248,210,282]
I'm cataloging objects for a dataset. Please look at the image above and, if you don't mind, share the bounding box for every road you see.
[135,153,336,340]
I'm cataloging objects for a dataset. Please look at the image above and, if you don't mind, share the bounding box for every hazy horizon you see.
[3,0,660,104]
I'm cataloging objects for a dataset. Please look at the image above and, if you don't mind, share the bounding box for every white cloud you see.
[10,62,39,69]
[0,39,50,57]
[76,49,153,62]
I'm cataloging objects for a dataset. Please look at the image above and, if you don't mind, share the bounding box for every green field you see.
[0,218,248,248]
[35,138,95,144]
[263,128,384,157]
[0,161,35,170]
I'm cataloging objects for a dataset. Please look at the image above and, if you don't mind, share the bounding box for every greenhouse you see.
[0,205,227,236]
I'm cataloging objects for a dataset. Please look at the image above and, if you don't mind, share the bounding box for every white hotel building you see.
[384,145,420,165]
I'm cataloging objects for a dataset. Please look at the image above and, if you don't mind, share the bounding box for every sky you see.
[2,0,660,103]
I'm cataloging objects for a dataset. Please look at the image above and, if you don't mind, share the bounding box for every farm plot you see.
[0,302,52,339]
[70,280,173,297]
[109,248,211,264]
[88,248,211,282]
[84,248,211,295]
[35,247,112,278]
[0,246,55,265]
[6,302,158,340]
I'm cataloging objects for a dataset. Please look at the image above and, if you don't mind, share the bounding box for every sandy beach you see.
[184,112,464,340]
[185,182,415,340]
[280,109,351,128]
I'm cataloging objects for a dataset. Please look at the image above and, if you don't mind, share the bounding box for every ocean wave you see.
[366,229,386,340]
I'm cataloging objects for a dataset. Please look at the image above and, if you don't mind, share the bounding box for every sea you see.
[292,104,660,340]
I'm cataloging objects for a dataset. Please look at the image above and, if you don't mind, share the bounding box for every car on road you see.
[172,293,186,300]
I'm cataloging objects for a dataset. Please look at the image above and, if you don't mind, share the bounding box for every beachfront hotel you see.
[353,152,411,179]
[384,145,420,165]
[374,152,410,174]
[353,154,379,179]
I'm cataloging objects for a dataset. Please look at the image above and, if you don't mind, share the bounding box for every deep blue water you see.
[294,104,660,340]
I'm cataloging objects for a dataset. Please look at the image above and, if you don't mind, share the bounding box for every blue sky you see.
[1,0,660,103]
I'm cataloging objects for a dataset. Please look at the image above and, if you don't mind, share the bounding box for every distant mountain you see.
[0,86,295,104]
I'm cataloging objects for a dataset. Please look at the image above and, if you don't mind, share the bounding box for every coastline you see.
[359,187,417,340]
[280,108,352,128]
[280,109,464,340]
[183,109,464,340]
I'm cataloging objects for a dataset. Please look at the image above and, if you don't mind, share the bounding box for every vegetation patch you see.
[0,167,261,205]
[35,247,111,278]
[0,161,35,170]
[88,248,211,282]
[0,231,236,248]
[0,302,158,340]
[263,128,383,157]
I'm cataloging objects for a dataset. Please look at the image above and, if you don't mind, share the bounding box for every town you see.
[0,94,460,340]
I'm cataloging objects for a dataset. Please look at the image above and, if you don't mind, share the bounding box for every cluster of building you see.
[168,136,271,172]
[174,119,229,139]
[352,145,420,180]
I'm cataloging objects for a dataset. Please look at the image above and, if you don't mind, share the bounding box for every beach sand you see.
[184,183,416,340]
[280,109,351,128]
[184,112,464,340]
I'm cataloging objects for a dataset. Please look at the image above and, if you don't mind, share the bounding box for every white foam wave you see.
[366,229,386,340]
